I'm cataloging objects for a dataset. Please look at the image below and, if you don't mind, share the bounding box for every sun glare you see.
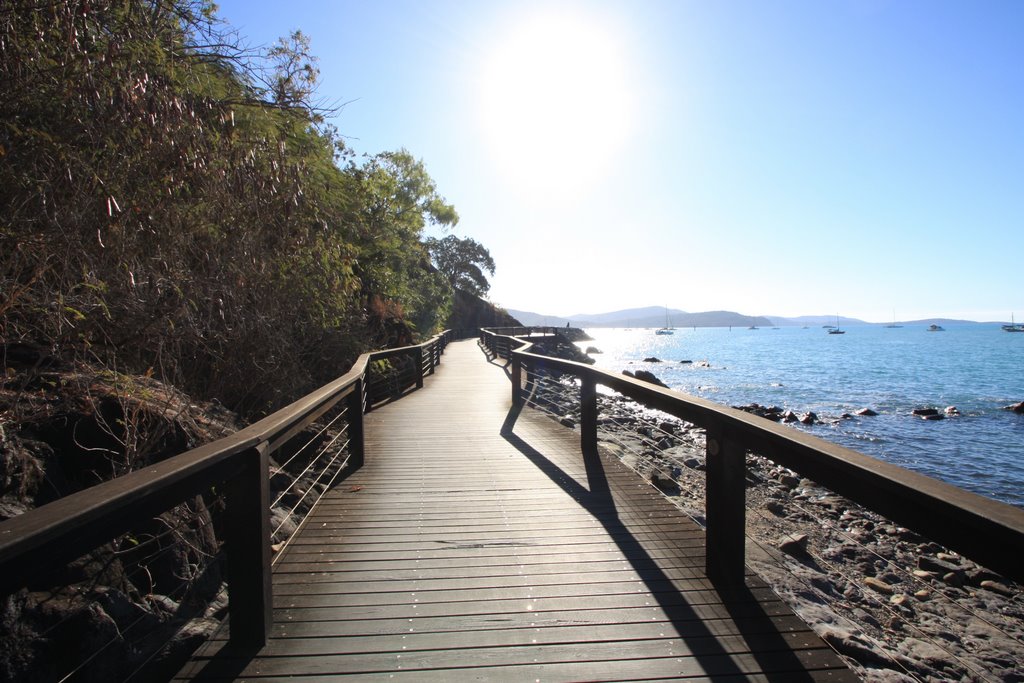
[477,9,635,200]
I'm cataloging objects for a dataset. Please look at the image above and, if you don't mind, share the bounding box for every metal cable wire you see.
[744,501,998,682]
[35,495,225,641]
[270,446,350,566]
[270,405,349,476]
[53,546,223,683]
[270,422,349,510]
[741,505,925,680]
[520,381,1011,679]
[780,491,1024,646]
[271,439,348,537]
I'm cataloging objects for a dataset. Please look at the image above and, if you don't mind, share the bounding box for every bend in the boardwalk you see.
[176,339,855,681]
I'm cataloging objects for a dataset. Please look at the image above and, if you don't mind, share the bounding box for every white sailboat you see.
[828,314,845,334]
[1003,313,1024,333]
[655,307,675,335]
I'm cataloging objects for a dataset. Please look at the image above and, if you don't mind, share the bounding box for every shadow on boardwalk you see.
[501,402,820,681]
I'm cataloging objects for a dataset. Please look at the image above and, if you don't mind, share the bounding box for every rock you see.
[911,407,939,417]
[980,580,1015,597]
[944,406,960,416]
[942,571,965,587]
[918,556,963,575]
[965,567,1002,586]
[650,471,679,494]
[781,410,798,423]
[679,359,693,364]
[799,412,818,425]
[921,413,945,421]
[778,533,809,556]
[855,408,878,417]
[765,500,787,516]
[890,593,913,608]
[778,474,801,489]
[627,370,669,388]
[643,356,662,363]
[864,576,894,594]
[1003,401,1024,414]
[818,627,893,668]
[585,346,602,354]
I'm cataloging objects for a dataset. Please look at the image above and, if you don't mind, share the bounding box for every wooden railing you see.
[0,330,452,647]
[481,328,1024,585]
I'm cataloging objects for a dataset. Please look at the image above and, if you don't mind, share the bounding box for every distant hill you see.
[766,315,868,327]
[506,306,772,329]
[767,315,985,327]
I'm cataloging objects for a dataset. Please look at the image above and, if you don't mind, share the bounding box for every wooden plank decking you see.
[176,339,856,681]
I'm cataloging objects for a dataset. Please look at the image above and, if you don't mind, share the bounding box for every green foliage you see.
[0,0,485,416]
[426,235,496,297]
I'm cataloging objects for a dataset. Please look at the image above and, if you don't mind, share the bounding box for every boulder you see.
[911,407,939,417]
[944,406,960,416]
[625,369,669,388]
[864,576,894,595]
[650,470,679,494]
[855,408,878,417]
[585,346,602,355]
[778,533,809,556]
[643,356,662,363]
[1004,401,1024,414]
[799,412,818,425]
[918,555,964,575]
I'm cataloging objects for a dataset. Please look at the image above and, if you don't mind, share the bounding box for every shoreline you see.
[573,326,1024,510]
[527,375,1024,681]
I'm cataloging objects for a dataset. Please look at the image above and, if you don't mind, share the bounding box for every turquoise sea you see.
[578,324,1024,507]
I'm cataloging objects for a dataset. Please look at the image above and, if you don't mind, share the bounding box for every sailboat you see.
[1003,313,1024,333]
[828,314,845,334]
[884,310,902,328]
[655,307,675,335]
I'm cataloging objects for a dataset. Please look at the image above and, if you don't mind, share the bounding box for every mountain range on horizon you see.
[505,306,987,329]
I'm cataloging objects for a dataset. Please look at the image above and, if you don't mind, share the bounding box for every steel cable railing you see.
[0,330,452,681]
[512,357,1021,681]
[20,495,228,682]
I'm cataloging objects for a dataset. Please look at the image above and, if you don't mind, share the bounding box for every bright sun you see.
[477,9,635,200]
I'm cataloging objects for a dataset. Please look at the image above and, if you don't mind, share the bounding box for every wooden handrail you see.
[0,330,452,646]
[481,328,1024,585]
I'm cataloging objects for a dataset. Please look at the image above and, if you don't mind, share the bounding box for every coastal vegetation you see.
[1,3,513,677]
[0,0,502,417]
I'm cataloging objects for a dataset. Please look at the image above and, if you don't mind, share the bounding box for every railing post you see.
[347,378,365,469]
[511,352,523,407]
[705,429,746,585]
[414,347,424,389]
[581,374,598,457]
[224,444,272,647]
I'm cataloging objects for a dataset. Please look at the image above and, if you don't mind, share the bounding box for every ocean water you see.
[578,324,1024,507]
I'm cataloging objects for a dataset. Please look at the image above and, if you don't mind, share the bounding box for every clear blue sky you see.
[214,0,1023,323]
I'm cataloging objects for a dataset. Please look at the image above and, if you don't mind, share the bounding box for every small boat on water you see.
[827,314,845,334]
[655,307,675,335]
[884,310,902,328]
[1003,314,1024,333]
[927,324,945,332]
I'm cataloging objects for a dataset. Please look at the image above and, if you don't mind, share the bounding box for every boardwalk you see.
[176,339,855,681]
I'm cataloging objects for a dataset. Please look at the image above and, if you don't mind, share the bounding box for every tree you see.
[426,235,496,297]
